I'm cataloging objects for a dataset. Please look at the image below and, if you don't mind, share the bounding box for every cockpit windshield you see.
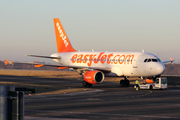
[144,58,160,62]
[152,59,158,62]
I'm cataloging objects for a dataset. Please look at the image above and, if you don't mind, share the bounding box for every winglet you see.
[4,59,8,65]
[170,57,174,63]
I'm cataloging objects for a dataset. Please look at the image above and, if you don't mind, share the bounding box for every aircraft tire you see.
[125,80,130,87]
[87,84,92,88]
[120,80,125,86]
[120,80,130,87]
[149,85,153,90]
[83,81,88,88]
[83,81,92,88]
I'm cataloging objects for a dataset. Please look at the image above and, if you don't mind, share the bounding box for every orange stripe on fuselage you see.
[71,52,134,67]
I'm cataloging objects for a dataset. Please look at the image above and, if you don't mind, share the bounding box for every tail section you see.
[53,18,76,53]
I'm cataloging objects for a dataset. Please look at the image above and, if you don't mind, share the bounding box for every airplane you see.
[5,18,174,87]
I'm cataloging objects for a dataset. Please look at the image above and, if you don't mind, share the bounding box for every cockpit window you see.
[144,58,159,62]
[152,59,158,62]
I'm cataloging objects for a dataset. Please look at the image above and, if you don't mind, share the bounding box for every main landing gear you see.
[83,81,92,88]
[120,77,130,87]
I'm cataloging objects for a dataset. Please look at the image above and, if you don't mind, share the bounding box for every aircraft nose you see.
[156,63,165,75]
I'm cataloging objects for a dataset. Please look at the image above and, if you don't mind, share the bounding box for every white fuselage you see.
[51,51,165,77]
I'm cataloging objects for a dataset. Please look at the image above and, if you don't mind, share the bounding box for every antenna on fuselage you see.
[142,49,144,53]
[92,49,94,52]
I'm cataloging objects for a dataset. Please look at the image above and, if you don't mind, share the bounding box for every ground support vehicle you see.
[134,77,167,90]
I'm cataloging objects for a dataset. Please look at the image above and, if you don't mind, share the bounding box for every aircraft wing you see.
[26,55,61,59]
[4,59,112,72]
[162,57,175,64]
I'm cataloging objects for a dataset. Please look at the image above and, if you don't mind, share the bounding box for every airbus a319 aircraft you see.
[5,18,174,87]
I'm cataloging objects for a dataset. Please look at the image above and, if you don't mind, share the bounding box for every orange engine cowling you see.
[83,70,105,84]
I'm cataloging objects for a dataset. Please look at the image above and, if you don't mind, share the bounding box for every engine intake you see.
[83,70,104,84]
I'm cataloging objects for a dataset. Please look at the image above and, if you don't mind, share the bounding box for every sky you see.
[0,0,180,63]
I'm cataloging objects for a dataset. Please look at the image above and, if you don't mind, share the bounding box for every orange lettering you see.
[100,55,107,64]
[125,55,134,64]
[77,54,83,63]
[113,55,120,64]
[83,54,89,63]
[119,55,125,64]
[107,53,113,64]
[87,54,96,66]
[71,54,77,63]
[94,52,105,64]
[71,53,134,65]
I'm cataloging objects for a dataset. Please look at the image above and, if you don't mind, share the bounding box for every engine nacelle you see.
[83,70,104,84]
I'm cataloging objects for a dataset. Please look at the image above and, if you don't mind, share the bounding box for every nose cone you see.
[156,63,165,75]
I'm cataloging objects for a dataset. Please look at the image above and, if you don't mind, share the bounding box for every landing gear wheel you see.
[83,81,92,88]
[120,80,124,86]
[83,81,88,87]
[125,80,130,87]
[120,79,130,87]
[87,84,92,88]
[149,85,153,90]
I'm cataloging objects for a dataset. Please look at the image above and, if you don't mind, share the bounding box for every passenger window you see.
[144,59,147,62]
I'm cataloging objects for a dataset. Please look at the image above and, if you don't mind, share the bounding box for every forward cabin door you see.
[130,54,141,76]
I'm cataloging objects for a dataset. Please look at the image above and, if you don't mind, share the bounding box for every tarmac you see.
[0,75,180,120]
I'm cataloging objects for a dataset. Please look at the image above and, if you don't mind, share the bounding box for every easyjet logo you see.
[85,76,92,79]
[70,52,134,66]
[56,22,68,47]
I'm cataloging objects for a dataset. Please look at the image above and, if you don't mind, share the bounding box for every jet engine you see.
[83,70,105,84]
